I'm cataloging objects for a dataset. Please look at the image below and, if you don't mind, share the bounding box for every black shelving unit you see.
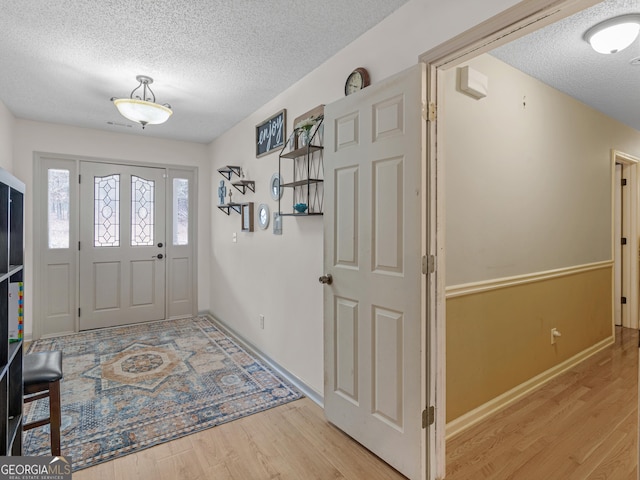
[278,113,324,217]
[0,168,24,456]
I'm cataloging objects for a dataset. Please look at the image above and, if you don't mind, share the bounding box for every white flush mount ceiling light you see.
[111,75,172,128]
[584,14,640,54]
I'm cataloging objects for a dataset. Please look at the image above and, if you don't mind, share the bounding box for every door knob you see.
[318,274,333,285]
[152,254,164,259]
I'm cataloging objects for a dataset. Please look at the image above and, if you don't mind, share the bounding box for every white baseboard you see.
[446,335,614,439]
[202,312,324,408]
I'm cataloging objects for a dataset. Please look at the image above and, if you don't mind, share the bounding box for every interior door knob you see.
[152,253,164,259]
[319,274,333,285]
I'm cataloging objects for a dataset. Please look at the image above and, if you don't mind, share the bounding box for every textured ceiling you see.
[0,0,409,144]
[492,0,640,132]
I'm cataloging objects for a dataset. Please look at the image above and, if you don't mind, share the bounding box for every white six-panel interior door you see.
[323,64,427,480]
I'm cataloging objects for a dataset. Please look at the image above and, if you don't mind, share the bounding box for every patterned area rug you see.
[23,316,302,470]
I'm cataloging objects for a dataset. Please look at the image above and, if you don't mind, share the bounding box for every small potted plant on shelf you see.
[295,116,318,147]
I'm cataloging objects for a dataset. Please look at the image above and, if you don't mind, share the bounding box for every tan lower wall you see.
[446,264,613,422]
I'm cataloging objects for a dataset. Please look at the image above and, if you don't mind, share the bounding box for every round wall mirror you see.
[257,203,270,230]
[270,173,283,201]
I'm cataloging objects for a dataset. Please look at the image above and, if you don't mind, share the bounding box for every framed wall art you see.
[256,109,286,157]
[241,202,254,232]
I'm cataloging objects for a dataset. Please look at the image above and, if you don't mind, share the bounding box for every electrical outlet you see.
[232,232,237,243]
[551,328,561,345]
[259,314,264,329]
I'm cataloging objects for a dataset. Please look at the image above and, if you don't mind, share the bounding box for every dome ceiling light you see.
[111,75,172,128]
[584,14,640,54]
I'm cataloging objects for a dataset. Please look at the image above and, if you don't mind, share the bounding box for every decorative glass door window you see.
[131,176,154,246]
[94,174,120,247]
[173,178,188,245]
[48,169,70,249]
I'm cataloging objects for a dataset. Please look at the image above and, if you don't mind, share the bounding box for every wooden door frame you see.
[419,0,603,477]
[612,150,640,330]
[32,152,198,340]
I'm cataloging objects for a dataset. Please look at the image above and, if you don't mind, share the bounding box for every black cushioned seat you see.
[23,350,63,456]
[24,351,63,385]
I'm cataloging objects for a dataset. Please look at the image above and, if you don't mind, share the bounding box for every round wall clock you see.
[257,203,270,230]
[344,67,370,96]
[270,172,283,201]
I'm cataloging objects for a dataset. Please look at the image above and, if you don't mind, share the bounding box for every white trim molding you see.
[445,261,613,299]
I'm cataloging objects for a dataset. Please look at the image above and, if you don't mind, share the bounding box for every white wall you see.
[13,120,212,337]
[208,0,523,396]
[0,101,14,172]
[444,54,640,286]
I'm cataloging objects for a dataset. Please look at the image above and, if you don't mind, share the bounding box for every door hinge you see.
[622,178,628,187]
[422,255,435,274]
[622,237,628,245]
[78,241,80,251]
[422,406,435,428]
[622,296,627,305]
[78,174,81,184]
[427,102,437,122]
[78,308,81,317]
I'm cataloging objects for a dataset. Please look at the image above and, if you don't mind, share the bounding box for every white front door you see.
[79,162,166,330]
[323,64,427,479]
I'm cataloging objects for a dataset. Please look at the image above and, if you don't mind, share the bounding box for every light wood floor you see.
[73,397,406,480]
[73,327,638,480]
[447,326,638,480]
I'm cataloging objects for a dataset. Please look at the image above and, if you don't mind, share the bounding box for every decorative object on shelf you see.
[295,115,319,147]
[270,172,283,201]
[241,202,254,232]
[344,67,370,96]
[256,109,286,158]
[218,180,227,205]
[257,203,270,230]
[8,281,24,341]
[273,213,282,235]
[228,189,233,204]
[293,203,308,213]
[286,132,297,151]
[111,75,173,128]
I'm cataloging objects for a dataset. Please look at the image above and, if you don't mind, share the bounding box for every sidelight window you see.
[48,169,70,249]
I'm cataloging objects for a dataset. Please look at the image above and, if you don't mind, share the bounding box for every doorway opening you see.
[421,0,636,476]
[613,151,639,329]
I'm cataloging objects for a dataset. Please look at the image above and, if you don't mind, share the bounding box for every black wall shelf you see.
[217,203,242,215]
[231,180,255,194]
[217,165,242,180]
